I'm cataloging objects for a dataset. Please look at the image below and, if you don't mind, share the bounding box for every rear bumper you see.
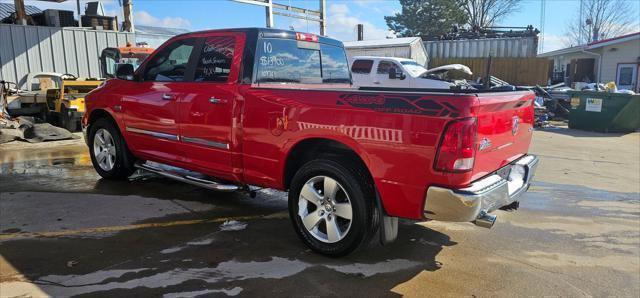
[424,154,539,223]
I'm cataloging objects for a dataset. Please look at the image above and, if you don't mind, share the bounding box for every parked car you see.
[83,28,538,256]
[350,56,472,89]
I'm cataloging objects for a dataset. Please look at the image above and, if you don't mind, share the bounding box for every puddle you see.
[16,257,425,296]
[325,259,420,277]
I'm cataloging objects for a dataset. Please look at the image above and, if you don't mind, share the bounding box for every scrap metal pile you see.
[531,82,637,128]
[0,80,78,144]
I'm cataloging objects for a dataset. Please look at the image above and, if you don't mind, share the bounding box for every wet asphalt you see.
[0,128,638,297]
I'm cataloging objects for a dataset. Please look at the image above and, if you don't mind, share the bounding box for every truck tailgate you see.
[472,91,535,181]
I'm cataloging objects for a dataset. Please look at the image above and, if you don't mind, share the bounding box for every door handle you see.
[162,93,174,100]
[209,97,225,104]
[373,81,380,84]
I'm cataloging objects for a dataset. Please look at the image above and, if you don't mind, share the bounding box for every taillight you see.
[434,118,478,172]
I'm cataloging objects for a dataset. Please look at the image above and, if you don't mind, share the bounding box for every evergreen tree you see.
[385,0,467,37]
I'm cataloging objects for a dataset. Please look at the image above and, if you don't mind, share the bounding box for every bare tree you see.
[565,0,639,46]
[463,0,522,29]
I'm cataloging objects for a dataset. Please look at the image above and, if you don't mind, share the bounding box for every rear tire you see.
[89,117,136,180]
[288,158,378,256]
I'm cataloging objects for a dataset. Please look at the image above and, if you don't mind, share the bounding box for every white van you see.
[350,56,472,89]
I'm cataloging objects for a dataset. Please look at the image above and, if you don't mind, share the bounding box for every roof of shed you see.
[343,37,422,48]
[538,31,640,57]
[0,3,42,21]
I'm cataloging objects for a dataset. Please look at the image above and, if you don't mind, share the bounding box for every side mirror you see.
[115,64,135,81]
[389,68,405,80]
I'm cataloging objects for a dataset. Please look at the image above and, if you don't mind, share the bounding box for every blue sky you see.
[6,0,640,53]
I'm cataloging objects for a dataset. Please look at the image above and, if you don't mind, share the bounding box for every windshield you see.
[400,60,427,77]
[31,75,60,92]
[255,38,351,84]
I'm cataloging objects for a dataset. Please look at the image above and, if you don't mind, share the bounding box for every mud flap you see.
[379,215,398,245]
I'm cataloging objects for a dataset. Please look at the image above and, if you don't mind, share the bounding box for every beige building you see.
[539,32,640,92]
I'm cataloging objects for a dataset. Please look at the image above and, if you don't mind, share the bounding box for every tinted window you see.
[320,44,350,83]
[194,36,236,82]
[143,38,195,82]
[255,38,350,84]
[351,59,373,74]
[377,61,401,74]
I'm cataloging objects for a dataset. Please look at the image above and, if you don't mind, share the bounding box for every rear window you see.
[255,38,350,84]
[194,36,236,82]
[351,59,373,74]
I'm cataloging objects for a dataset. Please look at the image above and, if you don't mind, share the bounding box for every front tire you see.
[289,158,378,256]
[89,117,135,180]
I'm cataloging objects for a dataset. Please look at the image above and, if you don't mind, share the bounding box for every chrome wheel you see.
[298,176,353,243]
[93,128,116,171]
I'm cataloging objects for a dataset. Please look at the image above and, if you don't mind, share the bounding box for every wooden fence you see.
[429,57,552,86]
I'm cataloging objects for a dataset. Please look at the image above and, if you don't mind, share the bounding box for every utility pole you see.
[122,0,135,32]
[265,0,273,28]
[77,0,83,27]
[539,0,545,53]
[319,0,326,36]
[13,0,26,25]
[579,0,583,44]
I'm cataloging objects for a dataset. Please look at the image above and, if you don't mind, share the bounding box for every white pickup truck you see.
[350,56,472,89]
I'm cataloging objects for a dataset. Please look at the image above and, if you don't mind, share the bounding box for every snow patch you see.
[187,238,214,246]
[220,220,247,231]
[160,246,185,254]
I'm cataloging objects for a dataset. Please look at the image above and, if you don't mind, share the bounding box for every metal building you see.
[0,24,174,88]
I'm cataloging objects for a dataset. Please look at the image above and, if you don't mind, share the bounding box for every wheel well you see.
[283,138,372,190]
[88,109,114,126]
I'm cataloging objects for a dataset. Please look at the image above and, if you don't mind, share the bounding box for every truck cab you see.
[350,56,472,89]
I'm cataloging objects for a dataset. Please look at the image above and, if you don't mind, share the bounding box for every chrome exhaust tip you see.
[474,211,496,228]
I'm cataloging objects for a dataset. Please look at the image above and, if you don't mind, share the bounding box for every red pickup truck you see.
[83,28,538,256]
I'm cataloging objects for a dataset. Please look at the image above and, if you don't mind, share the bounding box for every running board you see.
[135,162,240,192]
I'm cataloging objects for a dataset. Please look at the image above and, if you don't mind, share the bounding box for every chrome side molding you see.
[126,127,179,141]
[125,126,230,150]
[181,136,230,150]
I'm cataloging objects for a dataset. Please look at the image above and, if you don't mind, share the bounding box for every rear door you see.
[178,33,244,179]
[472,91,535,180]
[121,37,198,162]
[350,59,374,87]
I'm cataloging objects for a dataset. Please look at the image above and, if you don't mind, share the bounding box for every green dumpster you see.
[567,91,640,132]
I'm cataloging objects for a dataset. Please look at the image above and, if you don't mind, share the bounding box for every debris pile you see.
[0,116,79,144]
[1,81,78,144]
